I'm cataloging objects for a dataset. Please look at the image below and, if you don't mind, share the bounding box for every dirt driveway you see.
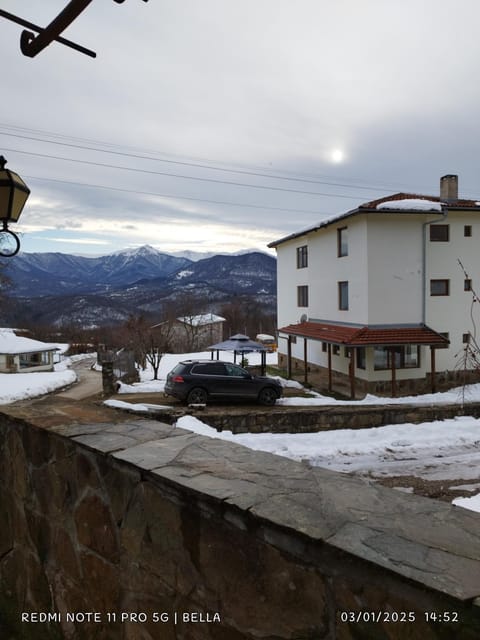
[56,357,102,400]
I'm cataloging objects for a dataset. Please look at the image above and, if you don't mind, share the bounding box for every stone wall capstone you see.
[1,410,480,639]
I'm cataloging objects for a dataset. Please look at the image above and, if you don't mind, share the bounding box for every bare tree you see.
[220,295,276,338]
[123,314,175,380]
[172,292,205,351]
[455,259,480,404]
[144,335,163,380]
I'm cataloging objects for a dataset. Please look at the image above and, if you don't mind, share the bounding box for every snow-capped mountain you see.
[0,246,276,328]
[1,245,192,297]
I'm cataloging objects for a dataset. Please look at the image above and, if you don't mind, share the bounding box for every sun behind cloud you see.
[330,148,345,164]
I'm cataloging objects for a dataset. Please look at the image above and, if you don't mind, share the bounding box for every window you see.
[337,227,348,257]
[430,279,449,296]
[296,245,308,268]
[19,352,44,369]
[373,346,420,370]
[225,363,248,377]
[338,281,349,310]
[322,342,327,353]
[332,345,340,355]
[465,279,472,291]
[357,348,366,369]
[463,333,471,344]
[430,224,449,242]
[464,225,472,237]
[192,363,226,375]
[297,285,309,307]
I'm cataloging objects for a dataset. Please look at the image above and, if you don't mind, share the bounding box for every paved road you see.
[56,357,103,400]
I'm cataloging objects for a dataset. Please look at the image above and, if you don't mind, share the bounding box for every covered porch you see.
[278,322,449,399]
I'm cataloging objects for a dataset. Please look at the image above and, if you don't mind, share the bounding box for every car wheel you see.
[187,387,208,405]
[258,387,277,406]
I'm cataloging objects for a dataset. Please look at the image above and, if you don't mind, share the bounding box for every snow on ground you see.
[0,345,96,405]
[102,349,480,514]
[175,414,480,482]
[279,384,480,407]
[453,493,480,511]
[174,414,480,514]
[104,399,171,413]
[0,364,77,404]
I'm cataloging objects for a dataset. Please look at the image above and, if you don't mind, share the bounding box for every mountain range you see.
[1,245,277,328]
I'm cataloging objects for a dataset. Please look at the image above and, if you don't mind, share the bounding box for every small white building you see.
[152,313,226,352]
[0,329,58,373]
[269,175,480,396]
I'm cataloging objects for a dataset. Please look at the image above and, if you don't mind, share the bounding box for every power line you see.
[24,174,331,215]
[5,147,368,200]
[3,122,477,199]
[0,129,390,194]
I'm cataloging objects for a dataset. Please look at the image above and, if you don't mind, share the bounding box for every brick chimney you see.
[440,174,458,201]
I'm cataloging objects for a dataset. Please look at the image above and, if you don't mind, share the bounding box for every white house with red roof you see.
[269,175,480,397]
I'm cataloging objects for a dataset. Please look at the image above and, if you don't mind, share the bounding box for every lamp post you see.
[0,155,30,257]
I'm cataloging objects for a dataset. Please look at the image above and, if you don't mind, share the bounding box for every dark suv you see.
[164,360,282,406]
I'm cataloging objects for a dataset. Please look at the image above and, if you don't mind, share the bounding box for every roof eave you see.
[268,206,361,248]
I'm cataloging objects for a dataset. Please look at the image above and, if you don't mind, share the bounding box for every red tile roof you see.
[360,192,480,210]
[269,191,480,248]
[279,322,449,346]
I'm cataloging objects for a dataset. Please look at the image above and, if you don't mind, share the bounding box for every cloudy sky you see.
[1,0,480,256]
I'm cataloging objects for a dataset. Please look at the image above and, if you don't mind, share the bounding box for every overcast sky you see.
[1,0,480,256]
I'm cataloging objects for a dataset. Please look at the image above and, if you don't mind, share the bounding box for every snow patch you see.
[377,199,443,211]
[453,493,480,514]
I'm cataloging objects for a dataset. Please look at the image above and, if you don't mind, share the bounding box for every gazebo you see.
[207,334,268,375]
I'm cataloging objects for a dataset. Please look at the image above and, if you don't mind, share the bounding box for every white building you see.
[151,313,226,352]
[0,329,58,373]
[269,175,480,397]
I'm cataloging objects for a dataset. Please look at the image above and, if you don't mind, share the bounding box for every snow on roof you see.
[176,313,226,327]
[0,330,59,355]
[269,189,480,248]
[256,333,275,341]
[376,198,444,211]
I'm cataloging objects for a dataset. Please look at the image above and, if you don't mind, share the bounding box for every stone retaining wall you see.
[1,410,480,639]
[150,402,480,434]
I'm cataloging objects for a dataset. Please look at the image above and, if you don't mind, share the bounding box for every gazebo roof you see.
[207,333,267,353]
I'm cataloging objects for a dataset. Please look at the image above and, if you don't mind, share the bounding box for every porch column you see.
[430,346,436,393]
[390,347,397,398]
[327,343,332,392]
[349,348,356,399]
[303,338,308,385]
[287,336,292,379]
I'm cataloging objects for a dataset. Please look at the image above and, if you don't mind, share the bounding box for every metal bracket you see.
[0,0,149,59]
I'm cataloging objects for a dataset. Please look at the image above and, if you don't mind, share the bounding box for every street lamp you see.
[0,155,30,257]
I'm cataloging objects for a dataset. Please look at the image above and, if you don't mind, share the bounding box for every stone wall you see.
[1,410,480,639]
[148,402,480,435]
